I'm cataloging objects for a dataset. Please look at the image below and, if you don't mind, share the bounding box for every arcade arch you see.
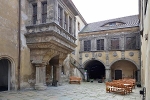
[84,60,105,81]
[110,60,138,81]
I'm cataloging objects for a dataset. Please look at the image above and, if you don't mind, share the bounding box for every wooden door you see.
[115,70,122,80]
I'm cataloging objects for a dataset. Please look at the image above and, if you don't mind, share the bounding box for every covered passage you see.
[84,60,105,81]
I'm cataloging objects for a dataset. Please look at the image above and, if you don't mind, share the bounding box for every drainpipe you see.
[18,0,21,90]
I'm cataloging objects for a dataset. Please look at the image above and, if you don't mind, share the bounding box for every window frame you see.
[110,38,119,50]
[97,39,104,51]
[58,5,63,26]
[126,36,136,50]
[84,40,91,51]
[64,12,67,30]
[69,16,72,34]
[32,3,37,24]
[41,1,47,23]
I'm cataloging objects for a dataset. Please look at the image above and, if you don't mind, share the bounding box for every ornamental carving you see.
[129,52,134,57]
[28,29,34,33]
[85,54,89,57]
[113,52,117,57]
[98,53,102,57]
[106,55,109,60]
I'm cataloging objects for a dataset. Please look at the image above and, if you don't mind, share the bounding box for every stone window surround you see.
[84,40,91,51]
[110,37,120,50]
[97,39,104,51]
[79,32,140,52]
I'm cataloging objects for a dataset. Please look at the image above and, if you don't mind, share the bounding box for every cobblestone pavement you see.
[0,81,142,100]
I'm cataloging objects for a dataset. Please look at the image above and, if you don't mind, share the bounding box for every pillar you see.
[105,68,111,82]
[56,64,62,85]
[137,69,141,83]
[35,63,47,90]
[37,0,42,24]
[52,65,57,86]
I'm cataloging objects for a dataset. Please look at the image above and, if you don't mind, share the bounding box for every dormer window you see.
[102,22,125,27]
[109,22,116,26]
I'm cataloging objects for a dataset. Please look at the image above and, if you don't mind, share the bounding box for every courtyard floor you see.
[0,81,142,100]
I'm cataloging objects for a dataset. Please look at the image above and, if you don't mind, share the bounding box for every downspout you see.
[18,0,21,90]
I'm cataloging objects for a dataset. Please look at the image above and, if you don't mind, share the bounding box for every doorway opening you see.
[46,55,59,86]
[115,70,122,80]
[84,60,105,81]
[0,59,11,91]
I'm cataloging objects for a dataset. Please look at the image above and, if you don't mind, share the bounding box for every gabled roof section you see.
[80,15,139,33]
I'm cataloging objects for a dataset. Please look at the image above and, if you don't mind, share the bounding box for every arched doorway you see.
[111,60,137,81]
[46,55,59,86]
[84,60,105,81]
[0,59,11,91]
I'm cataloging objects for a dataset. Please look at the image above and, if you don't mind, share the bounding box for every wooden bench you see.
[69,76,81,84]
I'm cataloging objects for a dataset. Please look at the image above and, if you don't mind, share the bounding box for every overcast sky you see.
[72,0,139,23]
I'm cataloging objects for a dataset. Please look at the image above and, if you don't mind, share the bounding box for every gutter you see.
[18,0,21,90]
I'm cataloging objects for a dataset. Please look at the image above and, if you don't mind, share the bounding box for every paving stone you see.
[0,82,142,100]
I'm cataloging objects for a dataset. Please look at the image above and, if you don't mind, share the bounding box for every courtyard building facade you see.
[78,15,140,82]
[2,1,150,99]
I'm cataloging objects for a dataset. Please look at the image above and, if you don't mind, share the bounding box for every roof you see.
[80,15,139,33]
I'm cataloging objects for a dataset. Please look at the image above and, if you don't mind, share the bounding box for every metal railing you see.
[70,56,85,79]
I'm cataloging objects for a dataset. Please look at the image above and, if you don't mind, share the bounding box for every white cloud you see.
[72,0,139,23]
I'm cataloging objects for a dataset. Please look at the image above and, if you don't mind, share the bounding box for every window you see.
[145,0,148,15]
[126,37,136,49]
[32,3,37,24]
[97,39,104,50]
[42,2,47,23]
[111,38,119,50]
[84,40,91,51]
[69,17,72,33]
[109,22,116,26]
[78,22,80,31]
[58,6,62,26]
[64,12,67,30]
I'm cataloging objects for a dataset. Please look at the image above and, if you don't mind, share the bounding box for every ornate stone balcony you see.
[25,18,77,53]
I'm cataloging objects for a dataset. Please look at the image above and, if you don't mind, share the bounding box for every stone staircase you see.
[69,56,85,79]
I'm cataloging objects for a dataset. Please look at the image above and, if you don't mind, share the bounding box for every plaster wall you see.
[140,0,150,99]
[19,0,36,89]
[0,0,19,90]
[111,60,137,79]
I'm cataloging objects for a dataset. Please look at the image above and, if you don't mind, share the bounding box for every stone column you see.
[35,63,47,90]
[74,17,76,37]
[56,65,62,85]
[105,68,111,82]
[62,9,64,29]
[52,65,57,86]
[137,69,141,82]
[37,0,42,24]
[67,14,69,32]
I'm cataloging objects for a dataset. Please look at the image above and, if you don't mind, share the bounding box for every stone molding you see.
[109,58,140,70]
[82,58,105,68]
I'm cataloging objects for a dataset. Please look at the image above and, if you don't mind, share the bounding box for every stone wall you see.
[140,0,150,99]
[0,0,19,90]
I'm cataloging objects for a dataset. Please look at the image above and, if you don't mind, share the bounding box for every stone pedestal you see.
[105,68,111,82]
[35,64,47,90]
